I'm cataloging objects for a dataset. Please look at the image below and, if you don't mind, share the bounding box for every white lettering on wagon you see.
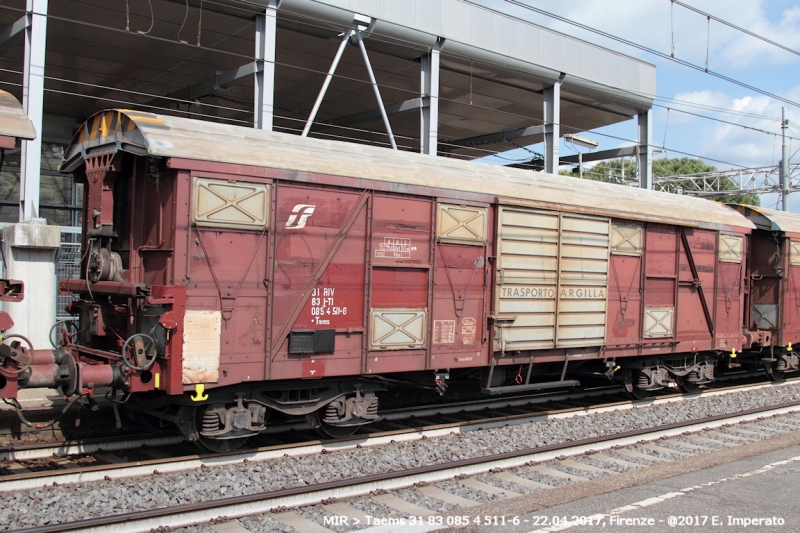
[285,204,316,229]
[499,286,606,299]
[433,320,455,344]
[560,287,606,298]
[501,286,556,299]
[310,286,347,325]
[375,237,417,258]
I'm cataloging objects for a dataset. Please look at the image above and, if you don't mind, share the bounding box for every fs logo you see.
[285,204,316,229]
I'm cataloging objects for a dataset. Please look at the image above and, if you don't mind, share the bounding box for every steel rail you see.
[0,372,769,462]
[13,399,800,533]
[0,378,795,494]
[0,434,184,462]
[0,387,619,461]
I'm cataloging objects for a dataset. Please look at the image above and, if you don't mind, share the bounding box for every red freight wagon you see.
[0,110,755,451]
[736,205,800,380]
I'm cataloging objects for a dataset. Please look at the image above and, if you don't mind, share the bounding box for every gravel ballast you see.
[2,382,800,530]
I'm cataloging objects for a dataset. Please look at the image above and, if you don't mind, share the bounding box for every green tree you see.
[561,156,760,206]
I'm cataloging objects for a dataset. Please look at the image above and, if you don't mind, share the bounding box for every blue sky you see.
[475,0,800,210]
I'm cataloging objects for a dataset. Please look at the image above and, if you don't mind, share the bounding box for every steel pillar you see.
[638,109,652,189]
[254,0,278,130]
[782,107,789,211]
[543,78,562,174]
[20,0,47,222]
[355,32,396,150]
[302,30,353,137]
[420,44,441,155]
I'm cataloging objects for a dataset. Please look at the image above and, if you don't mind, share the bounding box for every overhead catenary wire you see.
[672,0,800,59]
[653,96,780,121]
[653,104,800,141]
[502,0,800,109]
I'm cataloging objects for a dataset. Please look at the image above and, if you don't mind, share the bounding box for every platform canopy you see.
[0,0,654,159]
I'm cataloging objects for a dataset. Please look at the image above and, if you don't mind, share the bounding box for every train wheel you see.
[306,410,359,439]
[627,386,651,400]
[675,376,700,394]
[622,369,651,400]
[194,406,249,453]
[765,363,785,382]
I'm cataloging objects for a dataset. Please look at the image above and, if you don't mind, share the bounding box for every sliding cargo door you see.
[494,206,610,351]
[558,214,611,346]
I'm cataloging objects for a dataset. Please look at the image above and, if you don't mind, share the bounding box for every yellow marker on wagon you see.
[191,384,208,401]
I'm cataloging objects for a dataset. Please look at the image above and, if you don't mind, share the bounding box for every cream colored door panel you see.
[558,325,607,342]
[500,240,559,257]
[494,207,610,350]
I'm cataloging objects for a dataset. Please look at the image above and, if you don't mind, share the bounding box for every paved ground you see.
[437,444,800,533]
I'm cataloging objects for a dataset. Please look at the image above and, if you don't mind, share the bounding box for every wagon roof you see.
[62,109,753,231]
[734,205,800,234]
[0,90,36,142]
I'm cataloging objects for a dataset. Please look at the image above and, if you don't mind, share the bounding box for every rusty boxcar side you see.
[0,109,764,450]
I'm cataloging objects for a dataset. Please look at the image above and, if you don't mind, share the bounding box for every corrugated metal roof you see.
[63,110,753,231]
[734,205,800,234]
[0,90,36,141]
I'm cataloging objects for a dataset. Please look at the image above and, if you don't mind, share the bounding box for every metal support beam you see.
[164,62,261,104]
[782,106,789,211]
[332,97,425,126]
[654,162,800,197]
[302,29,353,137]
[254,0,278,130]
[20,0,47,222]
[543,76,563,174]
[559,146,638,165]
[441,124,546,152]
[355,32,396,150]
[0,15,30,55]
[638,109,652,189]
[420,43,441,155]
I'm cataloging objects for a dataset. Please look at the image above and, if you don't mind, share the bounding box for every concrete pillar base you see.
[2,219,61,351]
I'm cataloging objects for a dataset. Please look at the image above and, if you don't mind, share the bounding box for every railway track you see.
[0,378,800,486]
[0,371,779,468]
[6,383,800,533]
